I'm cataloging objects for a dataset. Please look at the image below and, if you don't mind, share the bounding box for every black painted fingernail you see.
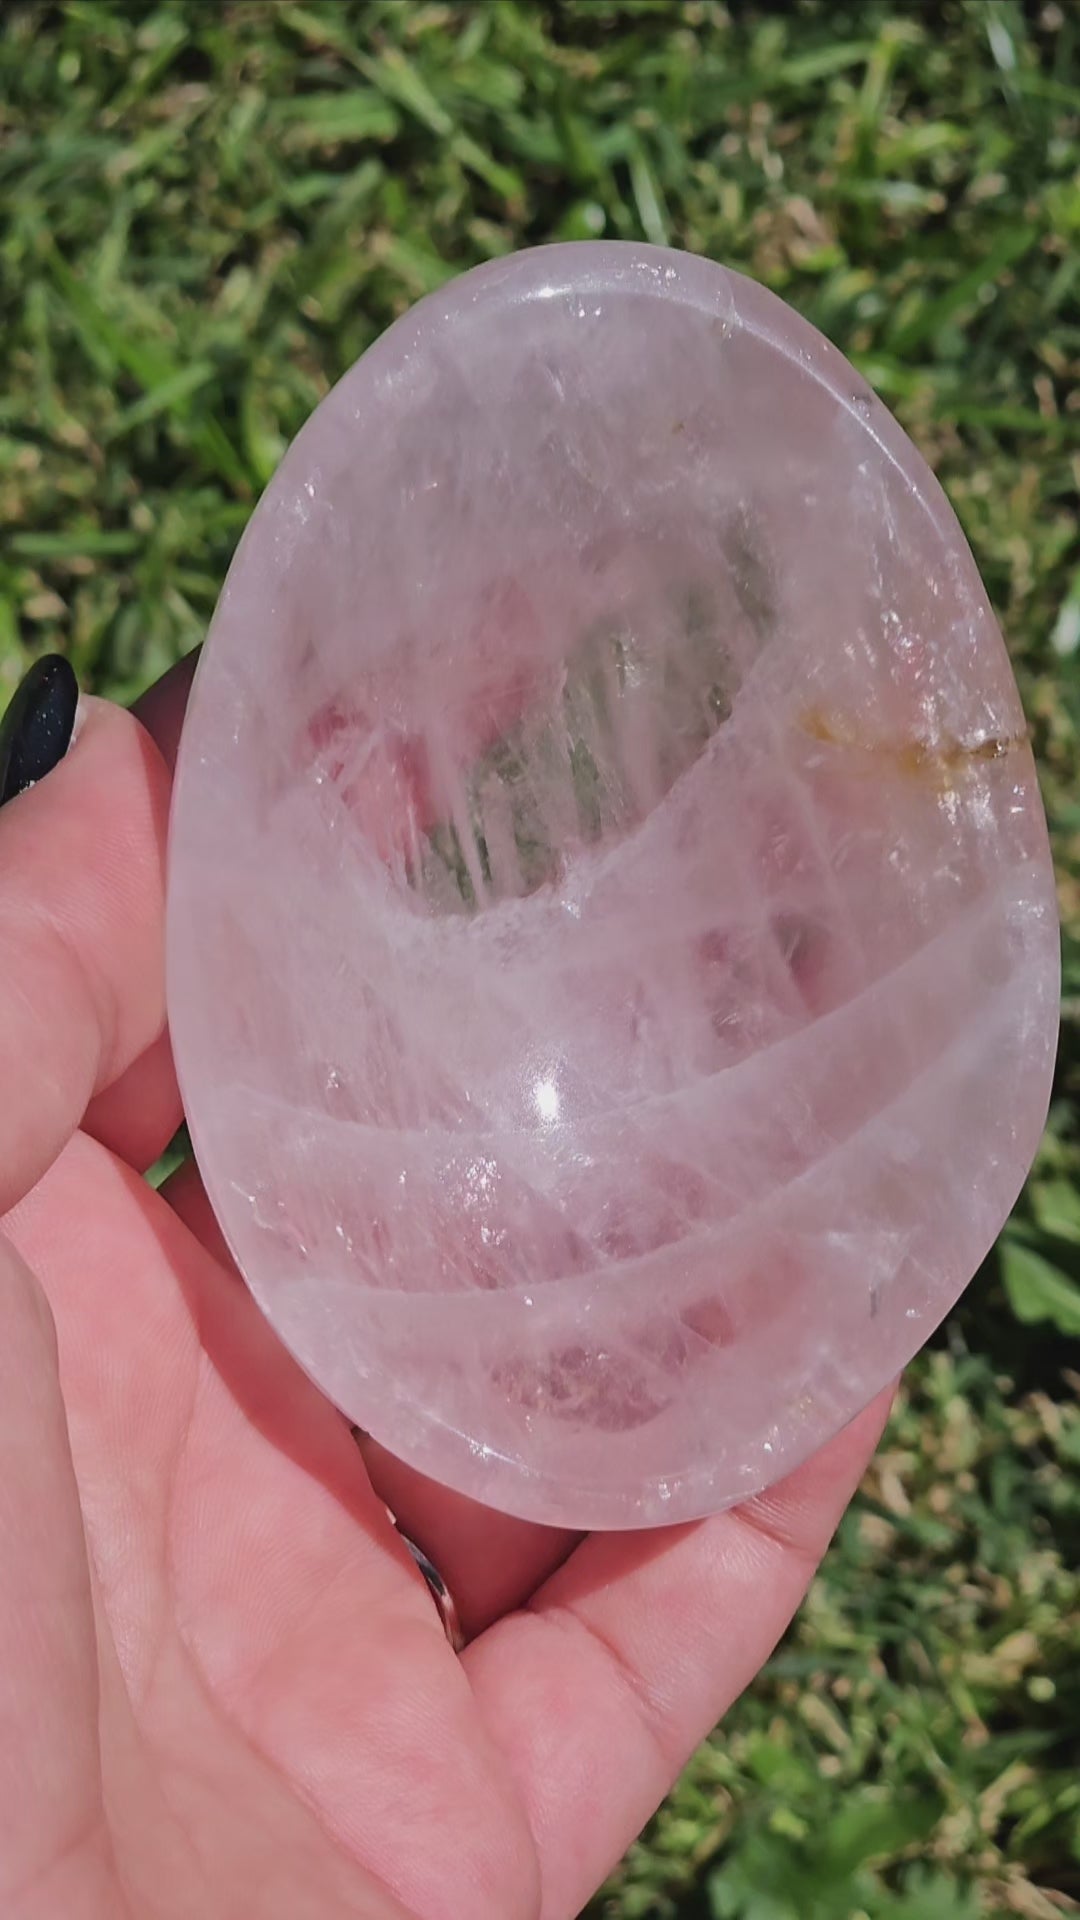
[0,655,79,808]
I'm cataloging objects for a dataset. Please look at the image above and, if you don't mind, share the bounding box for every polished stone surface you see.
[167,243,1059,1528]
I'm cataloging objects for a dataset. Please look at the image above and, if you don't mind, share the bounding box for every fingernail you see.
[0,655,80,809]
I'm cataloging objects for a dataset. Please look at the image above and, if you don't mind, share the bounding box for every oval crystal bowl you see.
[167,243,1059,1529]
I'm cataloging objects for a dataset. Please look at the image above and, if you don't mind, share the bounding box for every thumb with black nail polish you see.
[0,654,79,809]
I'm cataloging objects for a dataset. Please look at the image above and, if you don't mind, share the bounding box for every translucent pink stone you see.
[166,243,1059,1528]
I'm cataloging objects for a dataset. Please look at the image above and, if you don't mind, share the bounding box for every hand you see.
[0,656,891,1920]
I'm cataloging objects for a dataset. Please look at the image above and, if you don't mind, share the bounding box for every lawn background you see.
[1,2,1078,1915]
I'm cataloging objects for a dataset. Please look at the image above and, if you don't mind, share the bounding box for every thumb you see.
[0,1234,108,1915]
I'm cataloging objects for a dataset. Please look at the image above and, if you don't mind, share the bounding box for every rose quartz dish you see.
[166,243,1059,1529]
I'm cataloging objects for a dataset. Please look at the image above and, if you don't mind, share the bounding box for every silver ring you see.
[350,1426,464,1651]
[397,1531,465,1652]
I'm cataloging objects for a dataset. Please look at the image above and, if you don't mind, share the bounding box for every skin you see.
[0,659,891,1920]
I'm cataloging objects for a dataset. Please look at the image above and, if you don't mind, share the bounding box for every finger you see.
[164,1155,579,1638]
[82,1027,183,1174]
[80,650,201,1167]
[359,1437,579,1639]
[132,648,198,774]
[464,1389,893,1920]
[0,1234,110,1915]
[160,1151,235,1271]
[0,696,173,1207]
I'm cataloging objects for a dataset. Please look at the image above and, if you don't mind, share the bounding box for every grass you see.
[2,2,1079,1914]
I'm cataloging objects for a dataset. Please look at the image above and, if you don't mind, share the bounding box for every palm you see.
[0,680,889,1920]
[10,1133,545,1920]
